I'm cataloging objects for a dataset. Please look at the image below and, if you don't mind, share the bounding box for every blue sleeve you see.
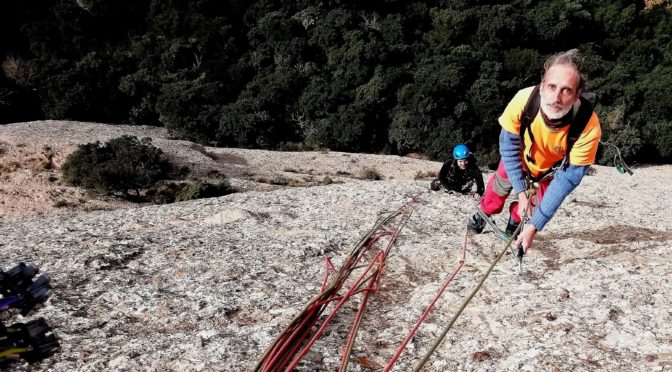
[499,129,527,194]
[530,164,589,231]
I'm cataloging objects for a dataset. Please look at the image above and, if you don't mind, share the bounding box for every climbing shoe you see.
[503,214,520,239]
[467,211,486,234]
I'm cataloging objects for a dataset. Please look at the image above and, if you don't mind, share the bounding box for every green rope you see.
[413,212,527,371]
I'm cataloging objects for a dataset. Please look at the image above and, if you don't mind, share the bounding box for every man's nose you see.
[554,90,563,102]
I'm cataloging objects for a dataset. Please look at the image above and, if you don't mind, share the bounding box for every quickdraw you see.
[601,141,634,175]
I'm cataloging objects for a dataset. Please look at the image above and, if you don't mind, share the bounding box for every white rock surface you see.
[1,121,671,371]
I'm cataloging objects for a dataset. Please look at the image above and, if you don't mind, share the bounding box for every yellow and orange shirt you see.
[499,86,602,178]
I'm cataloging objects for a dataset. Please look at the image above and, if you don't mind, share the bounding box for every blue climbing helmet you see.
[452,144,470,160]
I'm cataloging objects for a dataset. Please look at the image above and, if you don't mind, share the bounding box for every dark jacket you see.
[438,156,485,196]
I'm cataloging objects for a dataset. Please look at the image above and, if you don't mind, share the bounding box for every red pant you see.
[479,160,550,223]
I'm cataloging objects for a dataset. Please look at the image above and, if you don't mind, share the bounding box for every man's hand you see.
[516,224,537,253]
[516,191,534,218]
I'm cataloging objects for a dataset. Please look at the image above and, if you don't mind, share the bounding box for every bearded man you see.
[467,49,602,253]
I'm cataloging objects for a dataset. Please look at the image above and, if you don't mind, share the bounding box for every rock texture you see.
[1,121,671,371]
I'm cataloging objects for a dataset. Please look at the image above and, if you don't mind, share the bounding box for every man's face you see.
[457,159,468,169]
[539,64,581,120]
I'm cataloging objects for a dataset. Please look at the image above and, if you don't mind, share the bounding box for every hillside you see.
[1,121,671,371]
[0,121,438,217]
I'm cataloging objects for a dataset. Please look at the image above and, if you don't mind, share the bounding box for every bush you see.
[596,104,643,163]
[414,170,435,180]
[145,180,181,204]
[361,167,382,180]
[174,179,235,202]
[61,135,172,195]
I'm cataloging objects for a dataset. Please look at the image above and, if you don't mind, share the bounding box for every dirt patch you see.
[531,239,562,271]
[548,225,672,245]
[207,151,248,166]
[570,200,609,209]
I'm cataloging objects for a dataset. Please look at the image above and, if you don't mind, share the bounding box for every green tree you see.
[389,53,471,155]
[218,67,303,147]
[156,73,221,144]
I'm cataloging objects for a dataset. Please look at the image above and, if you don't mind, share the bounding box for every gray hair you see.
[543,49,586,91]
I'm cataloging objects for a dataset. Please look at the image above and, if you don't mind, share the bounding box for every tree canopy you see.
[2,0,671,165]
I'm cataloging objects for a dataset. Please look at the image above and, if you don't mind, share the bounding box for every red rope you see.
[321,257,337,292]
[255,202,414,371]
[285,249,385,370]
[384,227,469,371]
[339,253,384,372]
[339,225,404,370]
[262,257,348,371]
[264,233,392,371]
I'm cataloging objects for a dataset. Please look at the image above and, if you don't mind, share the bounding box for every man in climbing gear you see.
[467,49,602,252]
[430,144,484,196]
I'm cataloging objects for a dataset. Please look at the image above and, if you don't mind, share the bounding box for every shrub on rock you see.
[61,135,172,195]
[174,179,234,202]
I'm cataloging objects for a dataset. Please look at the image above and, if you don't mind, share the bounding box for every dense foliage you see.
[2,1,671,165]
[61,135,172,195]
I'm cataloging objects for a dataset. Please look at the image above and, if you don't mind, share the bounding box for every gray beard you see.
[540,94,573,120]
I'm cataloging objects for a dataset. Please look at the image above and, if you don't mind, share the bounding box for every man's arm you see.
[499,129,527,194]
[529,164,590,231]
